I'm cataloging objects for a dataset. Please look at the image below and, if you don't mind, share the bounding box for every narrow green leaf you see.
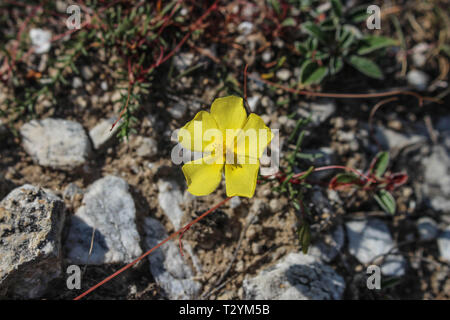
[281,17,296,27]
[357,36,398,55]
[347,55,384,79]
[372,151,389,178]
[302,22,327,43]
[374,189,396,214]
[331,0,343,17]
[298,223,311,254]
[299,60,328,85]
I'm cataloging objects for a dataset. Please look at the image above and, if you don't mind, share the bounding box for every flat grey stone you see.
[0,185,65,298]
[89,117,121,150]
[136,137,158,158]
[20,118,92,169]
[243,253,345,300]
[144,217,201,299]
[157,179,184,229]
[298,100,336,126]
[65,176,142,265]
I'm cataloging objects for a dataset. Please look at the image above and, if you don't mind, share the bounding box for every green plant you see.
[295,0,397,84]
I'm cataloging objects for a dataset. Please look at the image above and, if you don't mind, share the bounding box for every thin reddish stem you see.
[73,196,231,300]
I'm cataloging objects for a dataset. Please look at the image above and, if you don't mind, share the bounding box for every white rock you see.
[229,196,242,209]
[173,52,195,72]
[298,100,336,126]
[168,103,187,119]
[30,28,51,54]
[374,126,425,151]
[89,117,121,150]
[346,219,406,276]
[65,176,142,264]
[136,137,158,158]
[247,95,261,112]
[81,66,94,80]
[243,253,345,299]
[276,68,292,81]
[237,21,254,35]
[72,77,83,89]
[158,179,184,229]
[144,217,201,299]
[407,70,430,91]
[417,217,439,241]
[0,185,65,298]
[20,118,92,169]
[437,225,450,262]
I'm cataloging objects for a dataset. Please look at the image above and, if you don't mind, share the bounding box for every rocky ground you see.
[0,0,449,300]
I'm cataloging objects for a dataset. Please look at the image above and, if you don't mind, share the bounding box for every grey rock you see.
[421,146,450,213]
[89,117,121,150]
[237,21,254,35]
[411,43,428,68]
[157,179,184,229]
[168,103,187,120]
[243,253,345,299]
[0,185,65,298]
[229,196,242,209]
[301,147,335,180]
[437,225,450,262]
[373,126,425,151]
[144,217,201,299]
[136,137,158,158]
[346,219,406,276]
[81,66,94,80]
[417,217,439,241]
[262,50,273,63]
[72,77,83,89]
[309,224,345,263]
[298,100,336,126]
[381,254,406,277]
[29,28,51,54]
[346,219,392,263]
[63,182,83,201]
[20,118,92,169]
[173,52,195,72]
[406,70,430,91]
[247,95,261,112]
[65,176,142,264]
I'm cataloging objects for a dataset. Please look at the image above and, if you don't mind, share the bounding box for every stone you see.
[247,95,261,112]
[136,137,158,158]
[237,21,254,35]
[406,70,430,91]
[346,219,406,276]
[20,118,92,169]
[81,66,94,80]
[168,103,187,120]
[437,225,450,262]
[63,182,83,201]
[276,69,292,81]
[65,176,142,264]
[89,117,121,150]
[298,100,336,126]
[421,146,450,213]
[373,126,425,151]
[173,52,195,72]
[243,253,345,299]
[417,217,439,241]
[309,224,345,263]
[29,28,51,54]
[144,217,201,299]
[229,196,242,209]
[72,77,83,89]
[0,185,65,298]
[157,179,184,229]
[301,147,335,180]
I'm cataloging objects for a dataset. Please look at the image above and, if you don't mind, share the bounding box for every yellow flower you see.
[178,96,273,198]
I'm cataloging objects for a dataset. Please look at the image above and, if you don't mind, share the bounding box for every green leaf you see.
[329,56,344,75]
[357,36,398,55]
[347,55,384,79]
[282,17,296,27]
[374,190,396,214]
[347,5,369,23]
[302,22,327,43]
[372,151,389,178]
[331,0,343,17]
[298,223,311,254]
[299,60,328,85]
[334,173,360,184]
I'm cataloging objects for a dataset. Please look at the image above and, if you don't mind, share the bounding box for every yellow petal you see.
[210,96,247,133]
[178,111,220,152]
[225,160,259,198]
[182,155,224,196]
[235,113,273,161]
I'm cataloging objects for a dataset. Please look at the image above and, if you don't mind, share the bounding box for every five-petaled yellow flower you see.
[178,96,273,198]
